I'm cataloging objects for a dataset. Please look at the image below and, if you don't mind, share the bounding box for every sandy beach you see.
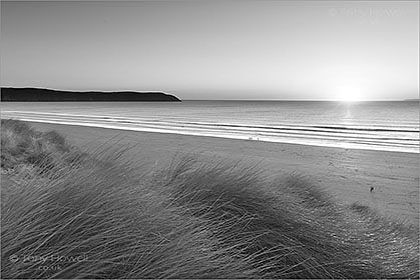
[25,121,419,225]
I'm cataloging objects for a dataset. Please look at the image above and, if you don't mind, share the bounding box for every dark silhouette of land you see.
[1,87,181,102]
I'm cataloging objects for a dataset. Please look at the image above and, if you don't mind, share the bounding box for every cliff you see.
[1,88,181,102]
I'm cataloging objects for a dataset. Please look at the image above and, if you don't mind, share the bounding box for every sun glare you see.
[337,86,364,102]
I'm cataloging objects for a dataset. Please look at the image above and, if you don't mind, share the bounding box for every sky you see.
[1,1,419,100]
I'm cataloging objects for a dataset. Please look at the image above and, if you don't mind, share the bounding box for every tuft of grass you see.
[1,119,86,175]
[1,120,419,279]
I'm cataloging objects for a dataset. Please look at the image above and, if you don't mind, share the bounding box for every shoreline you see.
[16,120,420,225]
[2,118,418,154]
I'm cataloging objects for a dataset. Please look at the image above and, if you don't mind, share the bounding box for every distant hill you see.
[1,88,181,102]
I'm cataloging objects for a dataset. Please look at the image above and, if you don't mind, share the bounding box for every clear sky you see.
[1,1,418,100]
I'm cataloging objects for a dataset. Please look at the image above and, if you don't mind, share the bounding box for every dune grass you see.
[1,119,85,175]
[1,119,419,279]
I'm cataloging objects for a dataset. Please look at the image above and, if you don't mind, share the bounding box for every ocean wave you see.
[1,111,418,154]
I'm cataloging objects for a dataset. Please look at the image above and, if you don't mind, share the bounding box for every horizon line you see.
[1,87,418,102]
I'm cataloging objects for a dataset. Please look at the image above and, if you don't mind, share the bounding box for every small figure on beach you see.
[370,187,374,192]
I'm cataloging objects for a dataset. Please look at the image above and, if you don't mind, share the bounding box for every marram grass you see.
[1,119,419,279]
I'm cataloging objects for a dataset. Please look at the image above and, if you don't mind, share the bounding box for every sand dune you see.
[25,121,419,225]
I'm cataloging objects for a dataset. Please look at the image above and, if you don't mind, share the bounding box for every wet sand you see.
[28,121,419,225]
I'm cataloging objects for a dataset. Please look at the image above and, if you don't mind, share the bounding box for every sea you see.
[1,101,419,153]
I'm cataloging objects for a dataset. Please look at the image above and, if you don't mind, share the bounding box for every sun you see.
[337,86,364,102]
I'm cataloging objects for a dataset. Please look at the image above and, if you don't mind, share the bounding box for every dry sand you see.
[28,121,419,225]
